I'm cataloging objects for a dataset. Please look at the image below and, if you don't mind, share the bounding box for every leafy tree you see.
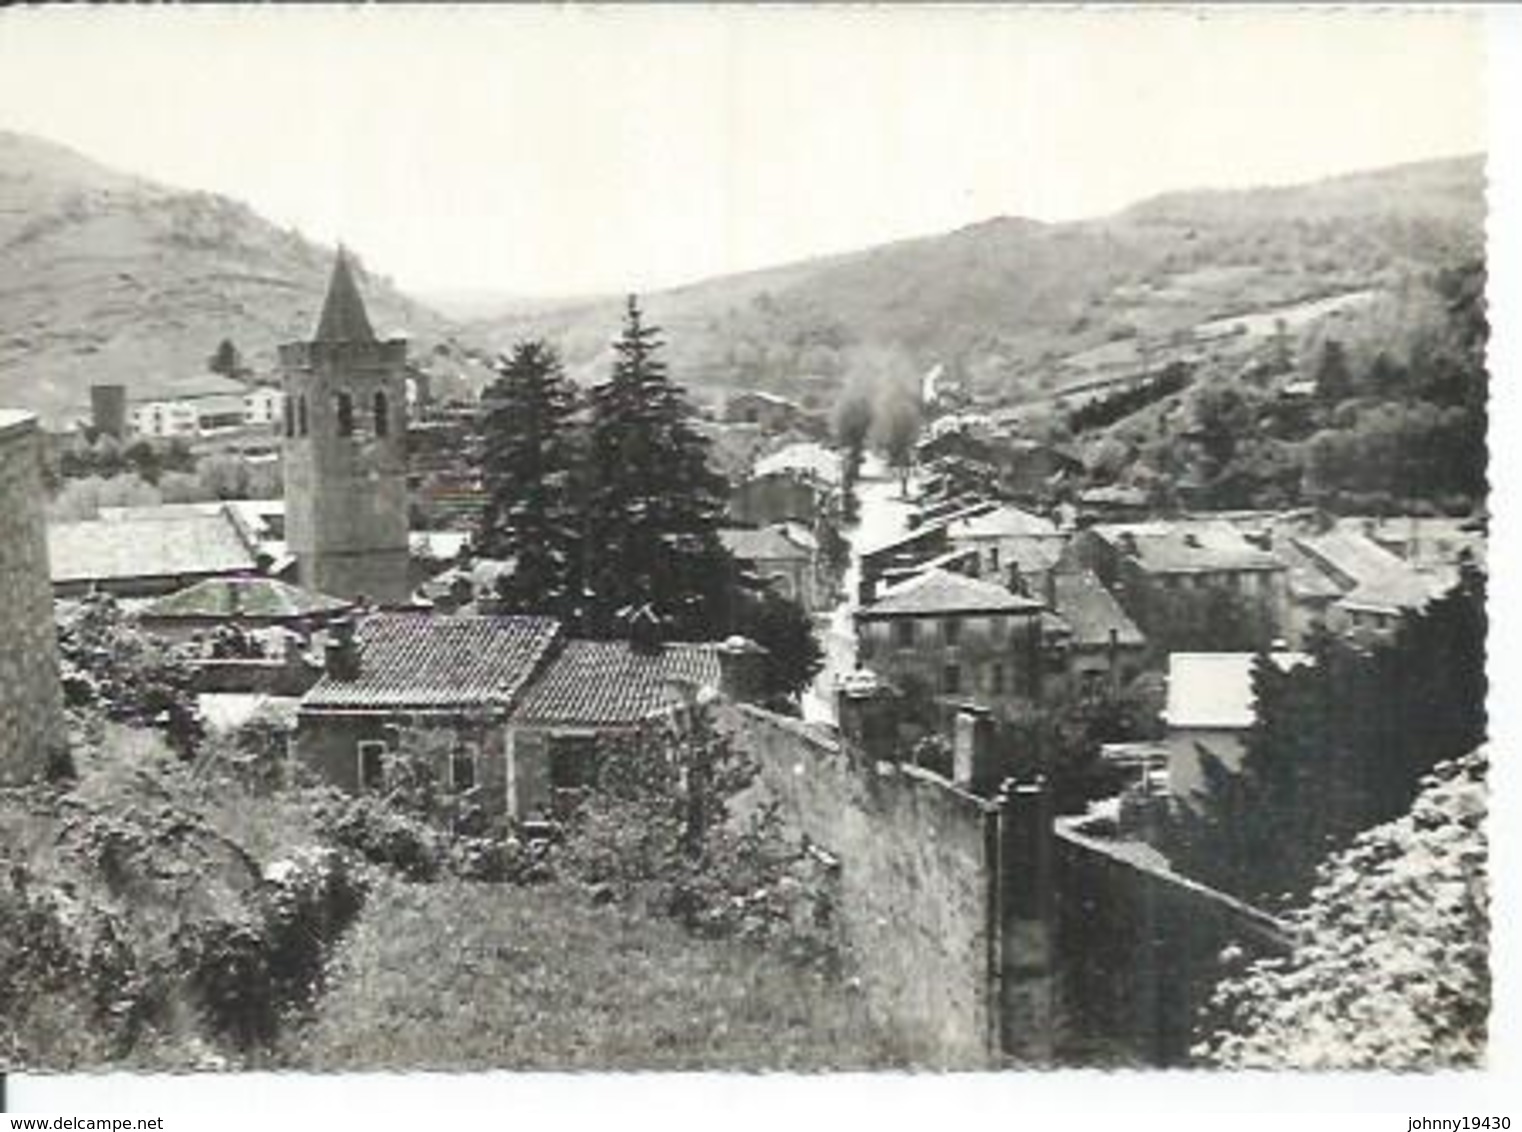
[585,297,735,638]
[1313,338,1353,403]
[872,384,921,496]
[55,595,205,757]
[476,340,585,621]
[831,386,874,488]
[733,587,824,706]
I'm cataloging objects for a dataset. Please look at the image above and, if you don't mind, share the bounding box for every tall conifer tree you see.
[476,339,583,620]
[586,297,734,637]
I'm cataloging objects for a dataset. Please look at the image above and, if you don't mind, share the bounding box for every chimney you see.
[716,635,768,703]
[836,672,898,766]
[623,603,665,655]
[90,383,127,440]
[324,616,361,681]
[953,704,1001,793]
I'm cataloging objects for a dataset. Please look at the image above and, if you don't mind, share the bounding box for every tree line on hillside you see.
[475,297,822,705]
[1092,261,1486,516]
[829,371,922,495]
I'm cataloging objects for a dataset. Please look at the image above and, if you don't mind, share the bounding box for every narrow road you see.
[802,457,916,725]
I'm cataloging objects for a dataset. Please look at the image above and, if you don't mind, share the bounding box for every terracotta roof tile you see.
[303,613,561,711]
[514,640,723,726]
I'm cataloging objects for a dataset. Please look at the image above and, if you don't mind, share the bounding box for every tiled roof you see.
[1273,540,1348,601]
[720,525,811,562]
[946,505,1057,540]
[139,577,350,620]
[1051,571,1145,649]
[49,509,260,585]
[859,568,1043,619]
[1095,521,1284,574]
[302,613,561,711]
[514,640,723,726]
[1164,651,1311,730]
[1289,531,1437,615]
[753,442,841,486]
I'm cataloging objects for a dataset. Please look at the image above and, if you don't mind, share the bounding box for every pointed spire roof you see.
[314,247,376,343]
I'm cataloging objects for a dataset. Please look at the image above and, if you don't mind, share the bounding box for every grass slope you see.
[0,131,489,427]
[286,876,905,1071]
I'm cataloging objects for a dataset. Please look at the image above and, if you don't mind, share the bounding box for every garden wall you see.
[1050,816,1294,1065]
[723,705,1003,1067]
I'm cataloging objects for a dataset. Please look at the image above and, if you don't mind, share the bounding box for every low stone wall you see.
[723,705,1003,1067]
[1050,816,1294,1066]
[0,411,65,784]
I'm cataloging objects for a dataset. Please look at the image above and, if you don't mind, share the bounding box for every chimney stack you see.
[716,635,768,703]
[837,672,897,766]
[90,384,127,440]
[325,616,361,681]
[953,703,998,792]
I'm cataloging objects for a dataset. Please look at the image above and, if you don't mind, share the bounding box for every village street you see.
[801,455,916,725]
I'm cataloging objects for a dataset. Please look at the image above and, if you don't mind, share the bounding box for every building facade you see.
[280,250,411,604]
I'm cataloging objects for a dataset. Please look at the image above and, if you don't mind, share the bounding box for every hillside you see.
[0,131,490,427]
[475,156,1485,409]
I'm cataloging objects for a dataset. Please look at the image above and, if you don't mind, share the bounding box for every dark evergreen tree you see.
[585,297,735,638]
[1169,565,1487,906]
[475,340,584,620]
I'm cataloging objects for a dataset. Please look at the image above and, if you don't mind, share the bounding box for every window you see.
[374,390,390,437]
[943,617,962,646]
[283,396,295,438]
[357,740,388,792]
[451,743,479,792]
[943,664,962,695]
[991,663,1005,695]
[550,734,598,791]
[894,620,916,648]
[988,547,1000,572]
[336,391,355,437]
[298,395,309,436]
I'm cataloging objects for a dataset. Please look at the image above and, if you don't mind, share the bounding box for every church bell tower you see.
[280,249,410,604]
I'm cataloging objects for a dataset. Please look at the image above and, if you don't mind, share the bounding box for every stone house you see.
[294,614,563,810]
[944,504,1065,588]
[720,523,820,613]
[292,613,758,820]
[507,638,733,818]
[1278,528,1443,644]
[854,568,1047,720]
[1044,570,1148,696]
[1160,651,1311,802]
[723,390,816,435]
[1068,521,1289,654]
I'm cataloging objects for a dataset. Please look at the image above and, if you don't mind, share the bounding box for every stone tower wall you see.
[0,410,66,784]
[281,339,411,604]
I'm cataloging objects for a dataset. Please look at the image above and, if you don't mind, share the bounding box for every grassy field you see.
[284,876,907,1072]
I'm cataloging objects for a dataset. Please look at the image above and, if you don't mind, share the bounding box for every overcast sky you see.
[0,6,1486,299]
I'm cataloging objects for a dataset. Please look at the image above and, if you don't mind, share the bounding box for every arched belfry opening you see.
[278,248,410,603]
